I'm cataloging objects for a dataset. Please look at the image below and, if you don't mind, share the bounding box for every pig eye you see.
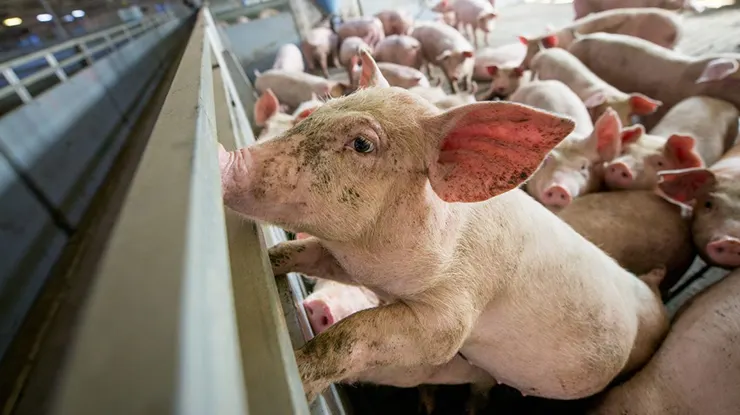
[656,160,664,167]
[704,200,713,210]
[352,136,375,153]
[580,161,588,171]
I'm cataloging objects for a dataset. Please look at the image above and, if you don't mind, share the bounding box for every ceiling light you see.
[71,10,85,18]
[3,17,22,27]
[63,15,74,22]
[37,13,53,22]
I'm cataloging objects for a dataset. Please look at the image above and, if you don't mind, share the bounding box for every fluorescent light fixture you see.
[37,13,53,22]
[3,17,22,27]
[63,14,74,22]
[71,10,85,18]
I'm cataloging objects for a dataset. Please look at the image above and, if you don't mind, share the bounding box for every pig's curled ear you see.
[358,47,390,88]
[436,50,452,61]
[424,102,575,203]
[628,93,662,115]
[583,91,606,109]
[254,88,280,127]
[656,167,716,205]
[462,50,474,59]
[518,35,529,45]
[695,58,739,83]
[664,134,704,169]
[541,34,558,48]
[620,124,645,145]
[590,107,623,161]
[487,65,499,76]
[513,66,525,77]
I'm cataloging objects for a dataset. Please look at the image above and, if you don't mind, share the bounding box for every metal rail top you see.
[0,7,184,106]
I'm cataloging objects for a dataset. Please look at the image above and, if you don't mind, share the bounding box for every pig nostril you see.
[321,316,329,326]
[716,247,725,254]
[546,191,553,198]
[621,172,629,179]
[560,194,566,200]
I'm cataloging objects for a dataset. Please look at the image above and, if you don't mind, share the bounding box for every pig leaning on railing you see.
[218,49,668,402]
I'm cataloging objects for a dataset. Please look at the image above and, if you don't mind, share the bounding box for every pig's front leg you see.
[295,299,475,401]
[268,238,349,282]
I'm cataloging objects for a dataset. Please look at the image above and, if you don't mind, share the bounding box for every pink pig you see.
[272,43,305,73]
[411,21,475,93]
[253,89,323,141]
[220,49,668,402]
[301,27,340,78]
[450,0,498,49]
[374,35,424,69]
[573,0,704,20]
[303,279,381,334]
[604,96,738,191]
[339,36,372,86]
[473,42,527,81]
[657,142,740,269]
[374,10,414,36]
[335,16,385,49]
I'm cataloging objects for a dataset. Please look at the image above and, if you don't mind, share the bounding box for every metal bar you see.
[2,68,33,103]
[44,53,68,82]
[49,11,248,415]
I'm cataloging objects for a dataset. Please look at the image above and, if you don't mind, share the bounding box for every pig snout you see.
[706,237,740,268]
[541,184,572,208]
[303,298,335,333]
[605,161,635,189]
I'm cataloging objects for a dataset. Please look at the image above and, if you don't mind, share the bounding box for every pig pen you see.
[218,1,740,414]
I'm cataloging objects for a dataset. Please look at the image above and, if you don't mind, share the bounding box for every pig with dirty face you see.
[220,50,668,402]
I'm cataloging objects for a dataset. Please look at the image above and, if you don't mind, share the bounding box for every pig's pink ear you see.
[425,102,575,203]
[695,58,739,83]
[583,92,606,108]
[487,65,499,76]
[436,50,452,61]
[462,50,474,59]
[358,47,390,88]
[657,168,716,205]
[255,88,280,127]
[620,124,645,145]
[541,34,558,48]
[518,35,529,45]
[294,107,317,122]
[629,94,662,115]
[664,134,704,169]
[513,67,525,77]
[591,108,623,161]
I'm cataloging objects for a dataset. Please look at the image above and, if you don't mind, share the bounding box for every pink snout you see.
[606,162,634,188]
[706,237,740,268]
[541,185,572,208]
[303,299,335,334]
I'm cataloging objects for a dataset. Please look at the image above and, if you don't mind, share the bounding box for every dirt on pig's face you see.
[228,88,437,241]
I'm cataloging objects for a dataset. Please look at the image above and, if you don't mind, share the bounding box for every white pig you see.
[374,35,424,69]
[272,43,305,73]
[219,49,668,402]
[604,96,739,191]
[254,69,349,110]
[339,36,371,86]
[301,27,340,78]
[411,21,475,93]
[375,10,414,36]
[336,16,385,49]
[451,0,498,49]
[530,47,662,126]
[253,89,323,141]
[473,42,527,81]
[303,279,381,334]
[573,0,703,20]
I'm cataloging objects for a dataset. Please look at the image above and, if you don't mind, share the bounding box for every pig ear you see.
[487,65,499,76]
[436,50,452,61]
[518,35,529,45]
[424,102,576,203]
[589,107,623,161]
[695,58,739,83]
[541,34,558,48]
[664,134,704,169]
[358,47,390,88]
[254,88,280,127]
[294,107,318,122]
[583,91,606,109]
[657,168,716,205]
[513,66,525,77]
[629,93,662,115]
[462,50,474,59]
[620,124,645,145]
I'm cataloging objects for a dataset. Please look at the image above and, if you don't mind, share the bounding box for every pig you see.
[375,10,414,36]
[373,62,431,89]
[254,69,349,111]
[303,278,381,334]
[431,0,457,27]
[219,49,669,402]
[253,89,323,140]
[588,268,740,414]
[604,96,739,191]
[481,66,527,100]
[473,42,527,81]
[568,33,740,117]
[511,80,627,208]
[530,47,662,126]
[558,190,695,295]
[657,142,740,269]
[518,8,682,69]
[573,0,703,20]
[339,37,372,86]
[301,27,340,78]
[451,0,498,48]
[335,16,385,49]
[272,43,305,73]
[408,85,449,103]
[432,82,478,110]
[374,35,424,69]
[411,21,475,93]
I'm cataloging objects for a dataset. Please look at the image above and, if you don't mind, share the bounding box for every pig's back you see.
[651,96,740,165]
[255,70,327,107]
[411,22,467,58]
[590,269,740,415]
[510,80,594,136]
[558,190,694,292]
[568,33,690,107]
[575,8,680,48]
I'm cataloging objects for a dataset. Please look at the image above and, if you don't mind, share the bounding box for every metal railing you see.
[0,8,181,106]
